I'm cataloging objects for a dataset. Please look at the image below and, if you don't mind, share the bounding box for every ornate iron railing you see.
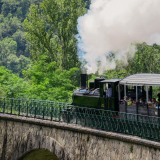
[0,97,160,141]
[0,97,69,121]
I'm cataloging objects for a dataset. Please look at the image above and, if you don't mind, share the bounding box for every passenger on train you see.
[128,97,132,101]
[152,98,156,107]
[132,99,136,105]
[106,84,112,98]
[139,98,144,106]
[120,96,128,104]
[127,97,132,105]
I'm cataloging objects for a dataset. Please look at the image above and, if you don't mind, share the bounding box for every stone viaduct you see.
[0,113,160,160]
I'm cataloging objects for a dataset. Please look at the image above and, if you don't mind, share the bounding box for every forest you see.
[0,0,160,102]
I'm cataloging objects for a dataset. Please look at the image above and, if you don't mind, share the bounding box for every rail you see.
[0,97,160,141]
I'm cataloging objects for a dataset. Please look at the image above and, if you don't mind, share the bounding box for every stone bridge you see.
[0,114,160,160]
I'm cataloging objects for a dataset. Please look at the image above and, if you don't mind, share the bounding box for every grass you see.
[21,149,59,160]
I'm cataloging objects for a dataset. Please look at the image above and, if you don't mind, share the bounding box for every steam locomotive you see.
[72,74,154,115]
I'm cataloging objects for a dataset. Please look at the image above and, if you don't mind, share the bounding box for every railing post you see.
[67,107,71,124]
[18,99,20,116]
[136,102,139,121]
[84,112,86,127]
[47,102,48,117]
[146,103,149,116]
[3,98,5,113]
[43,104,45,120]
[34,105,37,118]
[75,110,77,124]
[26,101,28,117]
[59,106,61,122]
[10,98,13,115]
[51,104,53,121]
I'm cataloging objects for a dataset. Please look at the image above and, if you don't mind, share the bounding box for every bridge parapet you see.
[0,97,160,141]
[0,113,160,160]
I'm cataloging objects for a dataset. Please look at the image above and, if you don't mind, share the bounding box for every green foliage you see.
[23,56,78,102]
[12,30,30,57]
[1,0,42,21]
[105,43,160,79]
[0,38,17,58]
[24,0,87,70]
[0,14,22,39]
[0,38,31,76]
[126,43,160,74]
[0,0,89,101]
[0,66,29,98]
[152,86,160,101]
[0,0,43,75]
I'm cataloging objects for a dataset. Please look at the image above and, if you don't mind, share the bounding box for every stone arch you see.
[7,133,70,160]
[18,149,59,160]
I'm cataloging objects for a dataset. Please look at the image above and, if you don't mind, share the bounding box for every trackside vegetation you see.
[0,0,160,102]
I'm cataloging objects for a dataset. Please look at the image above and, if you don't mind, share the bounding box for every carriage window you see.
[127,85,135,92]
[138,86,142,92]
[127,85,134,89]
[103,83,108,92]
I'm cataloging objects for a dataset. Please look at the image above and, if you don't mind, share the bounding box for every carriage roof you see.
[100,79,121,83]
[119,73,160,86]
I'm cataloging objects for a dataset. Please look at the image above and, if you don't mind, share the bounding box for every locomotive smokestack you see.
[80,74,87,89]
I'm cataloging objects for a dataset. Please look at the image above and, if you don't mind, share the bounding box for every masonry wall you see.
[0,114,160,160]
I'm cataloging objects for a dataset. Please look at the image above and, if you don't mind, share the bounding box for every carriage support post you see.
[136,86,138,120]
[124,84,127,120]
[118,84,121,105]
[124,84,127,112]
[146,86,149,116]
[158,105,160,126]
[157,93,160,124]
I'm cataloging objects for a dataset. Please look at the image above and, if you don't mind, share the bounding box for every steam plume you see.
[77,0,160,74]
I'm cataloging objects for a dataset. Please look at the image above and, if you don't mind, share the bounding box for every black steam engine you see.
[72,74,119,111]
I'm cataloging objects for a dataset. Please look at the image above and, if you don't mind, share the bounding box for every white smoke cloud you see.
[77,0,160,74]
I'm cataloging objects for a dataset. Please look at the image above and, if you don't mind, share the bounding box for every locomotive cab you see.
[99,79,121,111]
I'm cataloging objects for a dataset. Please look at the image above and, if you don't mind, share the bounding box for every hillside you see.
[0,0,43,76]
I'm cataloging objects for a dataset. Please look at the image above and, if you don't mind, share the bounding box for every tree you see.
[0,14,22,39]
[12,30,30,57]
[0,38,17,63]
[126,43,160,74]
[24,0,87,70]
[0,0,43,76]
[0,66,29,98]
[104,43,160,79]
[0,38,31,76]
[1,0,43,21]
[23,55,78,102]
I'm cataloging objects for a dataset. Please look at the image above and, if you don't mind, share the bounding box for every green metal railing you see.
[0,97,69,121]
[0,97,160,141]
